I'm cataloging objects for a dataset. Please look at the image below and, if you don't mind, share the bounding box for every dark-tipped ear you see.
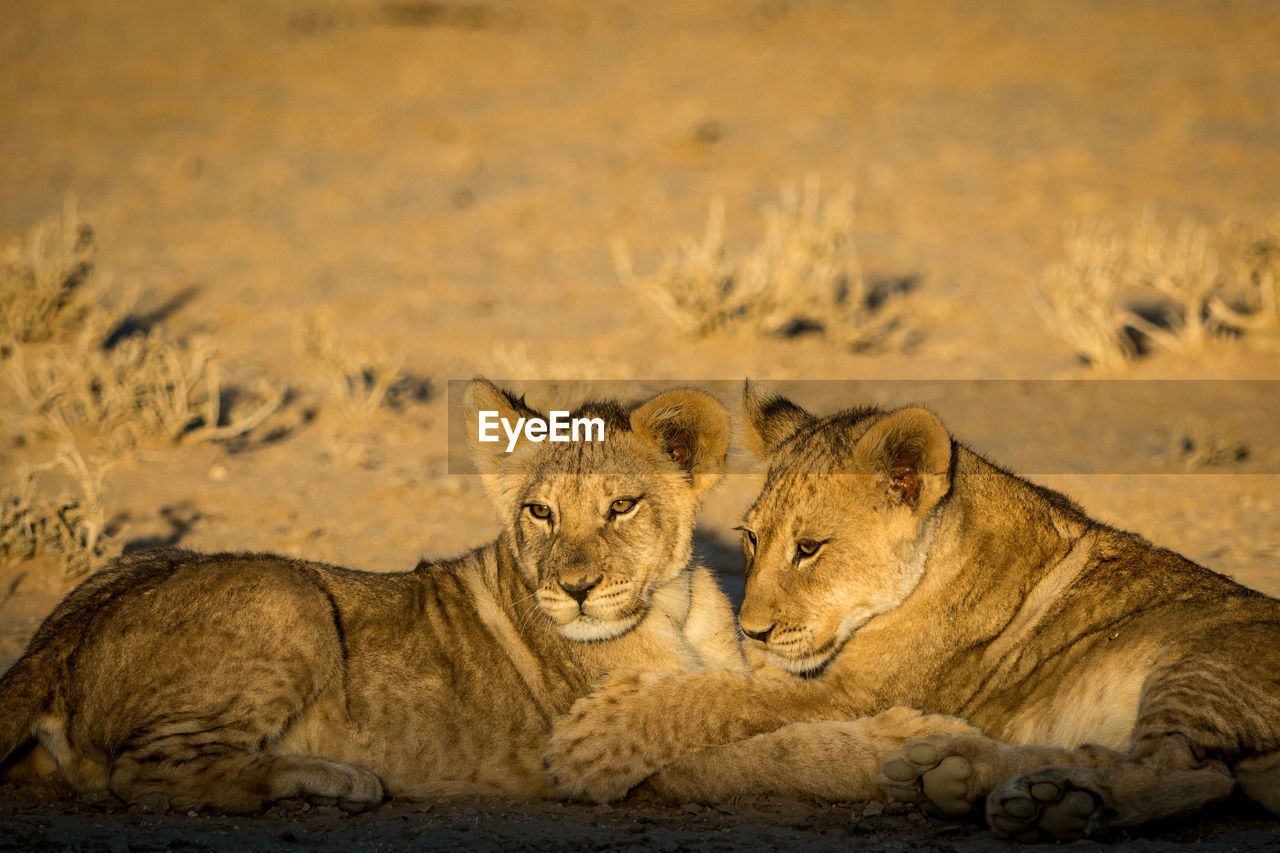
[464,378,542,478]
[854,407,952,511]
[741,380,816,459]
[629,388,731,496]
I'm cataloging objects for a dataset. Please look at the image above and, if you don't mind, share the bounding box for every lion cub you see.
[545,381,1280,840]
[0,380,745,813]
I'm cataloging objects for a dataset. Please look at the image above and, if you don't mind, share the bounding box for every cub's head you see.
[736,381,953,676]
[464,379,730,642]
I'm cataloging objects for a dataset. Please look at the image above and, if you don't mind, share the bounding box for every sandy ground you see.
[2,0,1279,848]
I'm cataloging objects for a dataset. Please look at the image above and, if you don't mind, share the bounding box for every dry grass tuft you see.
[621,177,908,350]
[0,444,122,579]
[1167,418,1250,471]
[1214,215,1280,330]
[0,205,291,579]
[298,311,436,469]
[299,311,407,419]
[0,198,132,349]
[1037,220,1137,369]
[2,205,283,449]
[1037,210,1280,367]
[7,331,283,449]
[1126,213,1221,350]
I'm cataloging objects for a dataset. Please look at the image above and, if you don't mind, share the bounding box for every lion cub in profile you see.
[0,380,745,813]
[546,381,1280,840]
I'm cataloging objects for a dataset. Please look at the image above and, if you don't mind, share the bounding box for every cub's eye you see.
[737,527,758,551]
[795,538,822,559]
[526,504,552,521]
[610,498,637,515]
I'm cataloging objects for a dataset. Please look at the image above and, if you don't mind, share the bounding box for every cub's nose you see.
[740,623,774,643]
[559,574,602,605]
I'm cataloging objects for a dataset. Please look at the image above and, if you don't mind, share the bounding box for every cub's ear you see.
[741,379,816,459]
[464,378,543,503]
[854,406,952,512]
[630,388,731,497]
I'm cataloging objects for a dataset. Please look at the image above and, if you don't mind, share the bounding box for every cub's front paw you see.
[542,671,668,803]
[880,734,1006,818]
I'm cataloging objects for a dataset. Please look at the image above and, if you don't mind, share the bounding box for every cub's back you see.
[48,552,352,747]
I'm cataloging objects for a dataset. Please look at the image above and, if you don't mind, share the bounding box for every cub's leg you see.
[986,753,1233,842]
[647,708,977,803]
[975,734,1235,841]
[544,670,849,803]
[881,733,1120,818]
[1235,750,1280,815]
[92,685,385,814]
[111,749,384,814]
[884,734,1234,840]
[986,629,1280,839]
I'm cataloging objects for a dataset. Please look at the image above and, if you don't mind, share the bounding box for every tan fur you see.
[544,381,1280,840]
[0,380,746,813]
[645,707,975,803]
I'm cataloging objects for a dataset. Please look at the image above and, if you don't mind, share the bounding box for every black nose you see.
[741,624,774,643]
[559,575,600,605]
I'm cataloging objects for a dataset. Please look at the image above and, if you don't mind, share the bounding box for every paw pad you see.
[988,773,1103,842]
[880,738,979,817]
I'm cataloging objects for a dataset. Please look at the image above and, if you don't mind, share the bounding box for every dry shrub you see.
[299,311,409,419]
[1214,215,1280,330]
[298,311,437,469]
[622,177,907,350]
[0,445,122,579]
[1037,220,1137,369]
[7,331,283,449]
[0,198,133,348]
[2,204,283,449]
[1037,209,1280,366]
[1127,214,1221,350]
[618,196,734,337]
[1167,418,1250,471]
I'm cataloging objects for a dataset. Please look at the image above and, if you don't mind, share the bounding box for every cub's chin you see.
[763,613,873,677]
[554,612,643,642]
[765,648,837,678]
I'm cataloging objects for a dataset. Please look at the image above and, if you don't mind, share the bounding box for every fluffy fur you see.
[0,380,745,812]
[544,380,1280,841]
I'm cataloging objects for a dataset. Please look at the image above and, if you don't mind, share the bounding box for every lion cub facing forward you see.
[0,380,745,812]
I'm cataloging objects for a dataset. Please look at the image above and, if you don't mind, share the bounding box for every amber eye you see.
[527,504,552,520]
[610,498,637,515]
[740,528,758,552]
[795,538,822,559]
